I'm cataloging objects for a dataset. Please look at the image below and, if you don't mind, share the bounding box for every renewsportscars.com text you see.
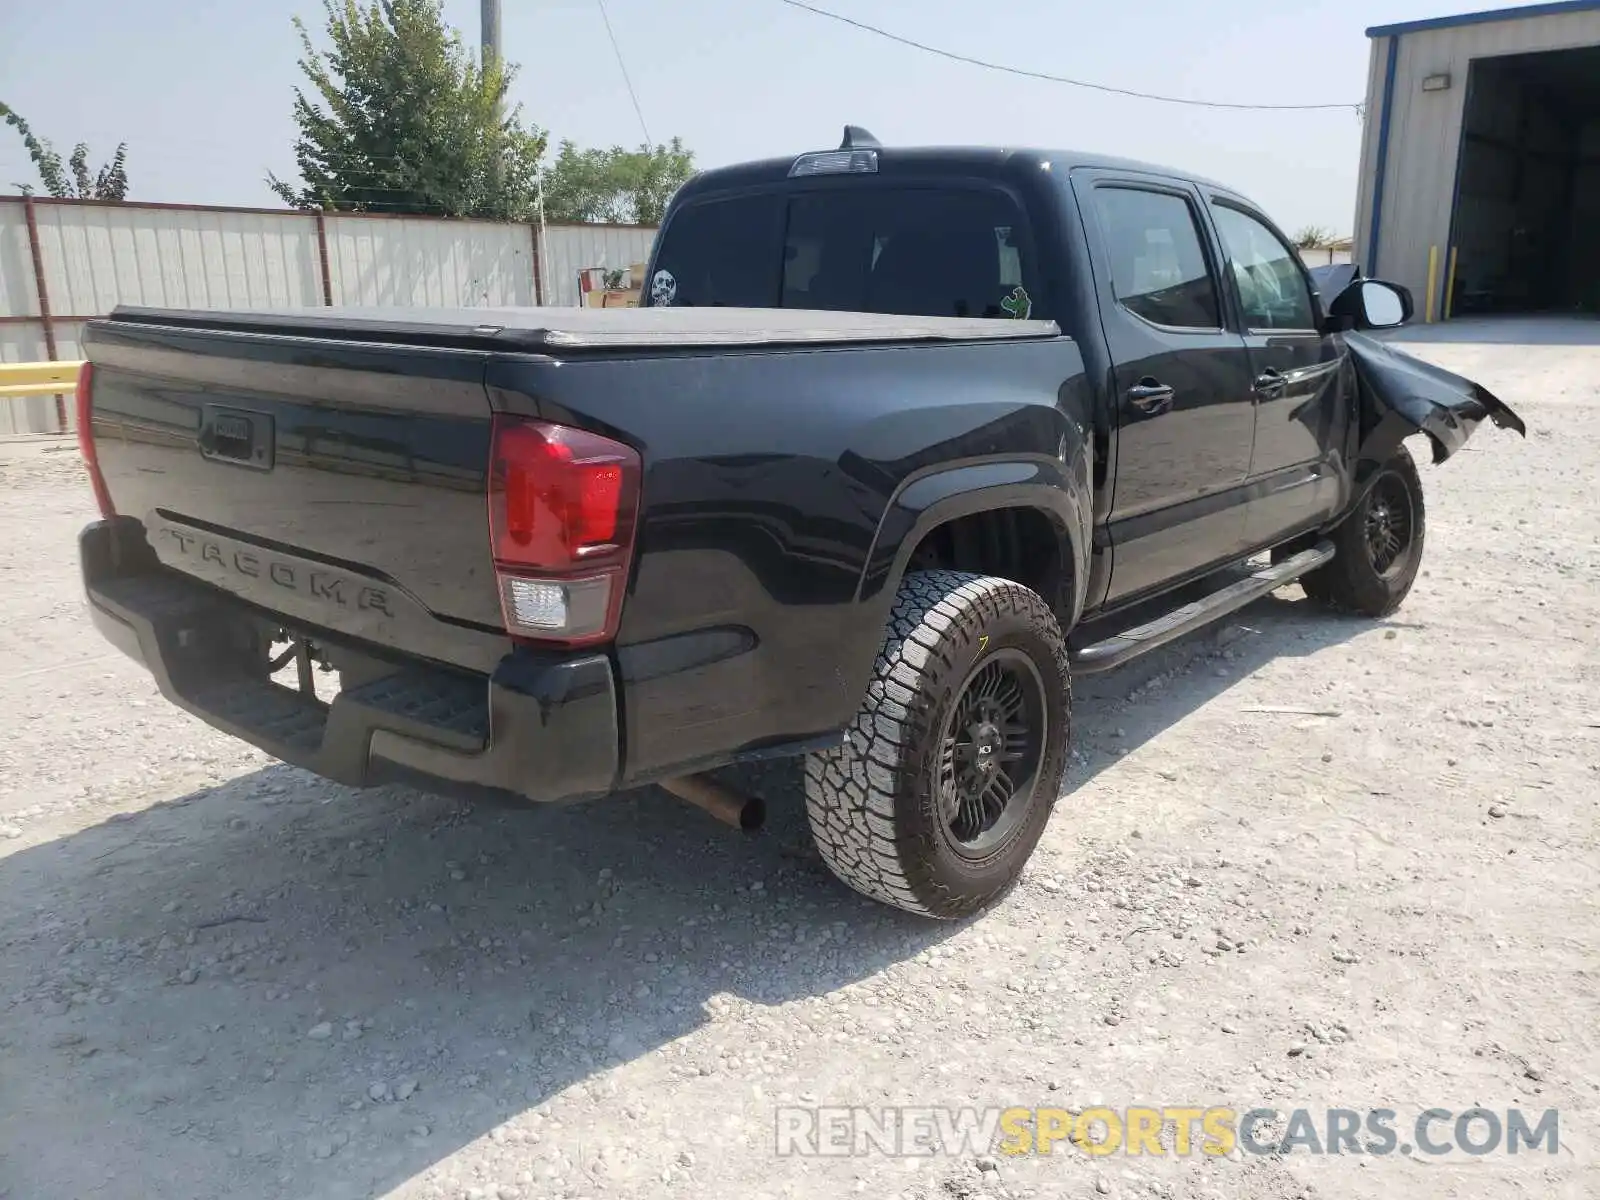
[773,1105,1560,1159]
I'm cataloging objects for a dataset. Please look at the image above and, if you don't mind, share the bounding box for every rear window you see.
[648,187,1038,319]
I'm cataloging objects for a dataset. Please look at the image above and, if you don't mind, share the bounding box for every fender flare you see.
[855,457,1093,629]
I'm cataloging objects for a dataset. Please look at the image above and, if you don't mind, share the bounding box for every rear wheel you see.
[803,571,1070,918]
[1295,445,1426,617]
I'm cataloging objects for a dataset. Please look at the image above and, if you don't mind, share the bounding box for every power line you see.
[595,0,654,145]
[776,0,1360,113]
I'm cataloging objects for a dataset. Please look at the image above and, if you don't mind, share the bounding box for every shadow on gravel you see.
[1068,587,1371,789]
[0,589,1373,1199]
[0,752,952,1199]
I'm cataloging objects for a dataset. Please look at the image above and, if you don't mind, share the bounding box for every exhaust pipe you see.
[660,773,765,832]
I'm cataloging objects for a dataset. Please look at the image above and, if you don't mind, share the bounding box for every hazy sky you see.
[0,0,1541,233]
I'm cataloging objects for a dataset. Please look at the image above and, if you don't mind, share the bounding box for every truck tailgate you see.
[84,318,507,673]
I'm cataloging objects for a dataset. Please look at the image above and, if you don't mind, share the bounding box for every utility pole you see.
[482,0,504,194]
[481,0,502,81]
[481,0,541,300]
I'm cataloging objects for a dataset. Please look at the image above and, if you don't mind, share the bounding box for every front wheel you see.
[1297,445,1427,617]
[803,571,1071,919]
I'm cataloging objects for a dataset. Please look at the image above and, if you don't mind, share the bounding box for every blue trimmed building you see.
[1353,0,1600,316]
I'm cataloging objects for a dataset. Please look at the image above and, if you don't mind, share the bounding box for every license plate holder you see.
[199,405,273,470]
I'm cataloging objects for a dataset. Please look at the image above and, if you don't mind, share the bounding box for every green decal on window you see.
[1001,286,1032,320]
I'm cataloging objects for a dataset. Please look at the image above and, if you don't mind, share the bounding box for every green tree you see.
[542,138,695,225]
[268,0,547,219]
[2,103,129,200]
[1292,225,1335,251]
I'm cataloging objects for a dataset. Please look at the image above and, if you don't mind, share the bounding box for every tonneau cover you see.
[106,304,1063,353]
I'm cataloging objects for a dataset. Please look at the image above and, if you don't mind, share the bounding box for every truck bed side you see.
[485,335,1093,784]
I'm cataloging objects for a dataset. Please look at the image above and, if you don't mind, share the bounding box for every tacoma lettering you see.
[309,572,346,606]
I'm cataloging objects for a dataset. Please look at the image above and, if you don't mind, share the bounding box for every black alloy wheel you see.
[1363,469,1417,578]
[1291,445,1427,618]
[938,649,1047,859]
[803,570,1072,918]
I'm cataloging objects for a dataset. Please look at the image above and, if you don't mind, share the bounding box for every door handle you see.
[1128,378,1175,414]
[1254,368,1287,396]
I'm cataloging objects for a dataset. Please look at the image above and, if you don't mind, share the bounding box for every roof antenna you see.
[840,125,880,150]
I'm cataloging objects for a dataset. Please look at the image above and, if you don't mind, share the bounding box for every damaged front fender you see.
[1346,332,1527,488]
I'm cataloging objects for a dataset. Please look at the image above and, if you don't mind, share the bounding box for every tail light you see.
[487,415,641,646]
[75,363,116,518]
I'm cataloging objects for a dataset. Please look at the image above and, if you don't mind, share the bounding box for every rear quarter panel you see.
[486,335,1091,784]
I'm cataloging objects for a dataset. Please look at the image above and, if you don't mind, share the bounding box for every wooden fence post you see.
[531,222,545,307]
[315,211,334,305]
[22,196,65,430]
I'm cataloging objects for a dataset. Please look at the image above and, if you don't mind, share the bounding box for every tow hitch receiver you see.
[266,633,332,698]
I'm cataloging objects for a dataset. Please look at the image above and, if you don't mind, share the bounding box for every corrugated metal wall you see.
[0,204,41,337]
[1352,35,1390,273]
[33,203,323,316]
[0,197,658,435]
[540,224,658,307]
[0,201,56,434]
[325,215,535,306]
[1352,6,1600,307]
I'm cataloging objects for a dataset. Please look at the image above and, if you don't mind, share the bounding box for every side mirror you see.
[1329,278,1413,330]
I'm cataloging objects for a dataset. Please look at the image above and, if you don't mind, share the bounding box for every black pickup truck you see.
[75,129,1523,918]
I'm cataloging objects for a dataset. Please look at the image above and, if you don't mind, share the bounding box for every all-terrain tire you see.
[1298,445,1426,617]
[803,571,1071,919]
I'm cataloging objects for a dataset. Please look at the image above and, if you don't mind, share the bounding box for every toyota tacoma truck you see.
[75,129,1524,918]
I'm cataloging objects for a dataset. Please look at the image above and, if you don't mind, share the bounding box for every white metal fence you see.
[1298,246,1354,267]
[0,195,656,434]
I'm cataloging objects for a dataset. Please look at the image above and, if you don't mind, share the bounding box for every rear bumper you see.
[80,518,620,804]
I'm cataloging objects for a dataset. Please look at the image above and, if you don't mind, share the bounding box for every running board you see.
[1070,542,1335,675]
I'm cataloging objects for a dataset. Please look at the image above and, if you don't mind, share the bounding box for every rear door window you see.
[1091,186,1222,329]
[782,190,1032,319]
[649,187,1038,319]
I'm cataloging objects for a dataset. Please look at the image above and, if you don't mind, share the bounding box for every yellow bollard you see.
[1424,245,1439,324]
[1444,246,1459,321]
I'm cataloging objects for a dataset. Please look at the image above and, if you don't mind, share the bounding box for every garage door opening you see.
[1450,45,1600,315]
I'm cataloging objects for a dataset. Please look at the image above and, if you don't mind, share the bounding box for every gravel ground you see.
[1,318,1596,1200]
